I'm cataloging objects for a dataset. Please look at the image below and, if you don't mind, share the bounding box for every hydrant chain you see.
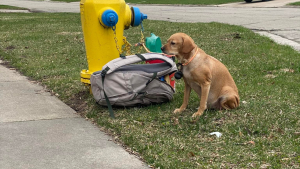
[138,24,145,53]
[112,27,122,56]
[140,23,144,32]
[123,39,132,56]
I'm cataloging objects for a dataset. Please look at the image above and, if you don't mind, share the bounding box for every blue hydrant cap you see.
[101,9,119,27]
[131,7,147,27]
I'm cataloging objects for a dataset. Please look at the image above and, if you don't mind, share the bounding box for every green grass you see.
[125,0,242,5]
[0,13,300,168]
[0,5,28,10]
[289,1,300,6]
[49,0,243,5]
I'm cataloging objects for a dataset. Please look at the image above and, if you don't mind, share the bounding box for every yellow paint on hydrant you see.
[80,0,147,84]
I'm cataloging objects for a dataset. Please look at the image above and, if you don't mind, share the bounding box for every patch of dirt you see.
[0,59,15,69]
[6,45,15,50]
[65,91,90,117]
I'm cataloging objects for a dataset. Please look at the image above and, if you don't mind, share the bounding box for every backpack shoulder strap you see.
[102,53,175,75]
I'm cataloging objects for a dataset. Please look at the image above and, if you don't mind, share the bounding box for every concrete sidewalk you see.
[0,62,149,168]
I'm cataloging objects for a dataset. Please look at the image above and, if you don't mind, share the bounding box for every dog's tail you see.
[221,94,239,110]
[220,86,239,110]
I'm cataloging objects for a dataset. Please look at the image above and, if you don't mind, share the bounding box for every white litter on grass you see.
[210,132,222,138]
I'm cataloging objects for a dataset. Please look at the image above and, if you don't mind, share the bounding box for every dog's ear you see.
[181,35,196,54]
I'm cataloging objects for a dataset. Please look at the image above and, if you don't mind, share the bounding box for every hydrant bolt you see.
[109,16,114,22]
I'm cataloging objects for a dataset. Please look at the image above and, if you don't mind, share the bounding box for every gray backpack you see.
[90,53,177,118]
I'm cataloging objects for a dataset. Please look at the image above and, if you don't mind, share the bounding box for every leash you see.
[135,42,175,58]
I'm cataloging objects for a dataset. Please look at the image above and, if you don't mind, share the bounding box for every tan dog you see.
[161,33,239,117]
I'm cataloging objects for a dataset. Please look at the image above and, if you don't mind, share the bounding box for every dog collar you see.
[182,48,198,66]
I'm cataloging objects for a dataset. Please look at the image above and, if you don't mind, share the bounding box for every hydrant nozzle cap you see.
[131,7,147,27]
[101,9,119,27]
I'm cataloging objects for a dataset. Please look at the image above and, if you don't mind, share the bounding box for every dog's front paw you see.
[192,112,203,118]
[173,108,183,114]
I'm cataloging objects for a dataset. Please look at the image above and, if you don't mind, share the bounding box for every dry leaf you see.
[265,74,276,78]
[188,152,195,157]
[294,132,300,135]
[239,131,243,137]
[248,141,255,145]
[173,118,179,125]
[281,68,294,73]
[277,128,284,134]
[268,134,274,140]
[260,163,271,169]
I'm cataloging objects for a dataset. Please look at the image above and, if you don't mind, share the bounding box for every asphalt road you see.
[134,3,300,51]
[0,1,298,168]
[0,0,299,51]
[220,0,300,7]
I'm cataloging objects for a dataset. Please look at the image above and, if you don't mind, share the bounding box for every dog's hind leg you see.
[219,86,239,110]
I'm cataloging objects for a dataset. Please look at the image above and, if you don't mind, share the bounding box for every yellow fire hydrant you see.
[80,0,147,85]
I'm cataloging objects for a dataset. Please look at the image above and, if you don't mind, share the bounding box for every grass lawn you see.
[0,13,300,168]
[49,0,244,5]
[124,0,243,5]
[0,5,28,10]
[289,1,300,6]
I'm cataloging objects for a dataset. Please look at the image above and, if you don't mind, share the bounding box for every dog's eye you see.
[171,42,175,45]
